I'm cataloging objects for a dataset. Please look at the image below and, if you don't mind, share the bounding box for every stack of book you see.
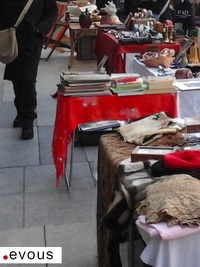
[59,72,112,96]
[144,76,176,94]
[110,73,148,96]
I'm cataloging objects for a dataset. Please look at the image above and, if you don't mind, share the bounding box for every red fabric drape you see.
[52,92,177,186]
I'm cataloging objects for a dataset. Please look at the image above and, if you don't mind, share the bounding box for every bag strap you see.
[14,0,34,28]
[157,0,170,20]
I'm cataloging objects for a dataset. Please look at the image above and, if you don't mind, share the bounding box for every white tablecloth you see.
[137,225,200,267]
[126,54,200,119]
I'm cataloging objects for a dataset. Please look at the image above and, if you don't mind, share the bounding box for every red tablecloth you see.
[52,92,177,186]
[95,31,181,74]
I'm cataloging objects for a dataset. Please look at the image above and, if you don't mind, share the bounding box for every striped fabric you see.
[46,2,66,38]
[44,1,68,52]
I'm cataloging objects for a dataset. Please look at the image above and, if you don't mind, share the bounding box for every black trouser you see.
[12,80,37,126]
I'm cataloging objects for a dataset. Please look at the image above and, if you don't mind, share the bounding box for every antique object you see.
[175,68,193,79]
[168,26,174,43]
[154,22,164,32]
[164,26,169,43]
[79,8,92,28]
[141,48,175,68]
[100,1,122,25]
[131,146,178,162]
[100,14,121,24]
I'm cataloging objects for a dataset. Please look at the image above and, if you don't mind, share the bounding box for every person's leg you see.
[12,81,22,127]
[12,79,37,139]
[20,79,37,127]
[20,79,37,140]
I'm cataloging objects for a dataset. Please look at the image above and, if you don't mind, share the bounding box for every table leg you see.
[68,29,76,70]
[64,130,75,189]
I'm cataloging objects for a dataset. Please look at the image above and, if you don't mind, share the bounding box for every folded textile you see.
[135,174,200,226]
[116,157,160,207]
[117,112,185,144]
[136,215,200,240]
[101,157,159,232]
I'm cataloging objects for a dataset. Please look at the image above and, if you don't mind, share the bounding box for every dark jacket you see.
[0,0,58,81]
[124,0,140,15]
[140,0,175,23]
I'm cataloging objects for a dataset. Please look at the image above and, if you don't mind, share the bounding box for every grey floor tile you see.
[70,146,87,163]
[25,188,96,228]
[38,126,54,165]
[0,226,45,246]
[25,164,66,193]
[0,101,37,128]
[1,80,14,102]
[37,79,59,98]
[0,128,39,168]
[66,162,95,188]
[39,50,71,81]
[45,222,98,267]
[0,226,45,267]
[0,167,24,194]
[84,147,98,184]
[37,96,57,126]
[84,146,98,162]
[88,161,97,185]
[0,193,23,231]
[0,102,16,128]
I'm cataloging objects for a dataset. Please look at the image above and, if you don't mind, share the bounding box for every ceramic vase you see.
[79,8,92,28]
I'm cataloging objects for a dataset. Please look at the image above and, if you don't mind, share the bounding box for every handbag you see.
[0,0,34,64]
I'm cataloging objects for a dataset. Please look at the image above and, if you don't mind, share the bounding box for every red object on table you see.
[52,92,177,186]
[94,31,181,74]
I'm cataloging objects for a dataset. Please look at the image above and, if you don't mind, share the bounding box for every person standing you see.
[0,0,58,140]
[174,0,195,35]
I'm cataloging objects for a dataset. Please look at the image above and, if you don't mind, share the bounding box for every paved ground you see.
[0,48,100,267]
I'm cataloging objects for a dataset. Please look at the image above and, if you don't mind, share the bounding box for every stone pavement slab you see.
[0,128,39,168]
[24,187,96,228]
[38,126,54,165]
[0,167,23,194]
[45,222,98,267]
[0,226,45,267]
[0,193,23,231]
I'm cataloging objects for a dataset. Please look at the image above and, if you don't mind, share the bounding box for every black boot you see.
[21,125,34,140]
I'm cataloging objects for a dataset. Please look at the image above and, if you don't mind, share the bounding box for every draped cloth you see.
[135,174,200,226]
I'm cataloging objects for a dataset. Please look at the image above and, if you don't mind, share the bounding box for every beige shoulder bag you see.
[0,0,34,64]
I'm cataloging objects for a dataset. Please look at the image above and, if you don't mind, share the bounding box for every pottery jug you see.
[79,8,92,28]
